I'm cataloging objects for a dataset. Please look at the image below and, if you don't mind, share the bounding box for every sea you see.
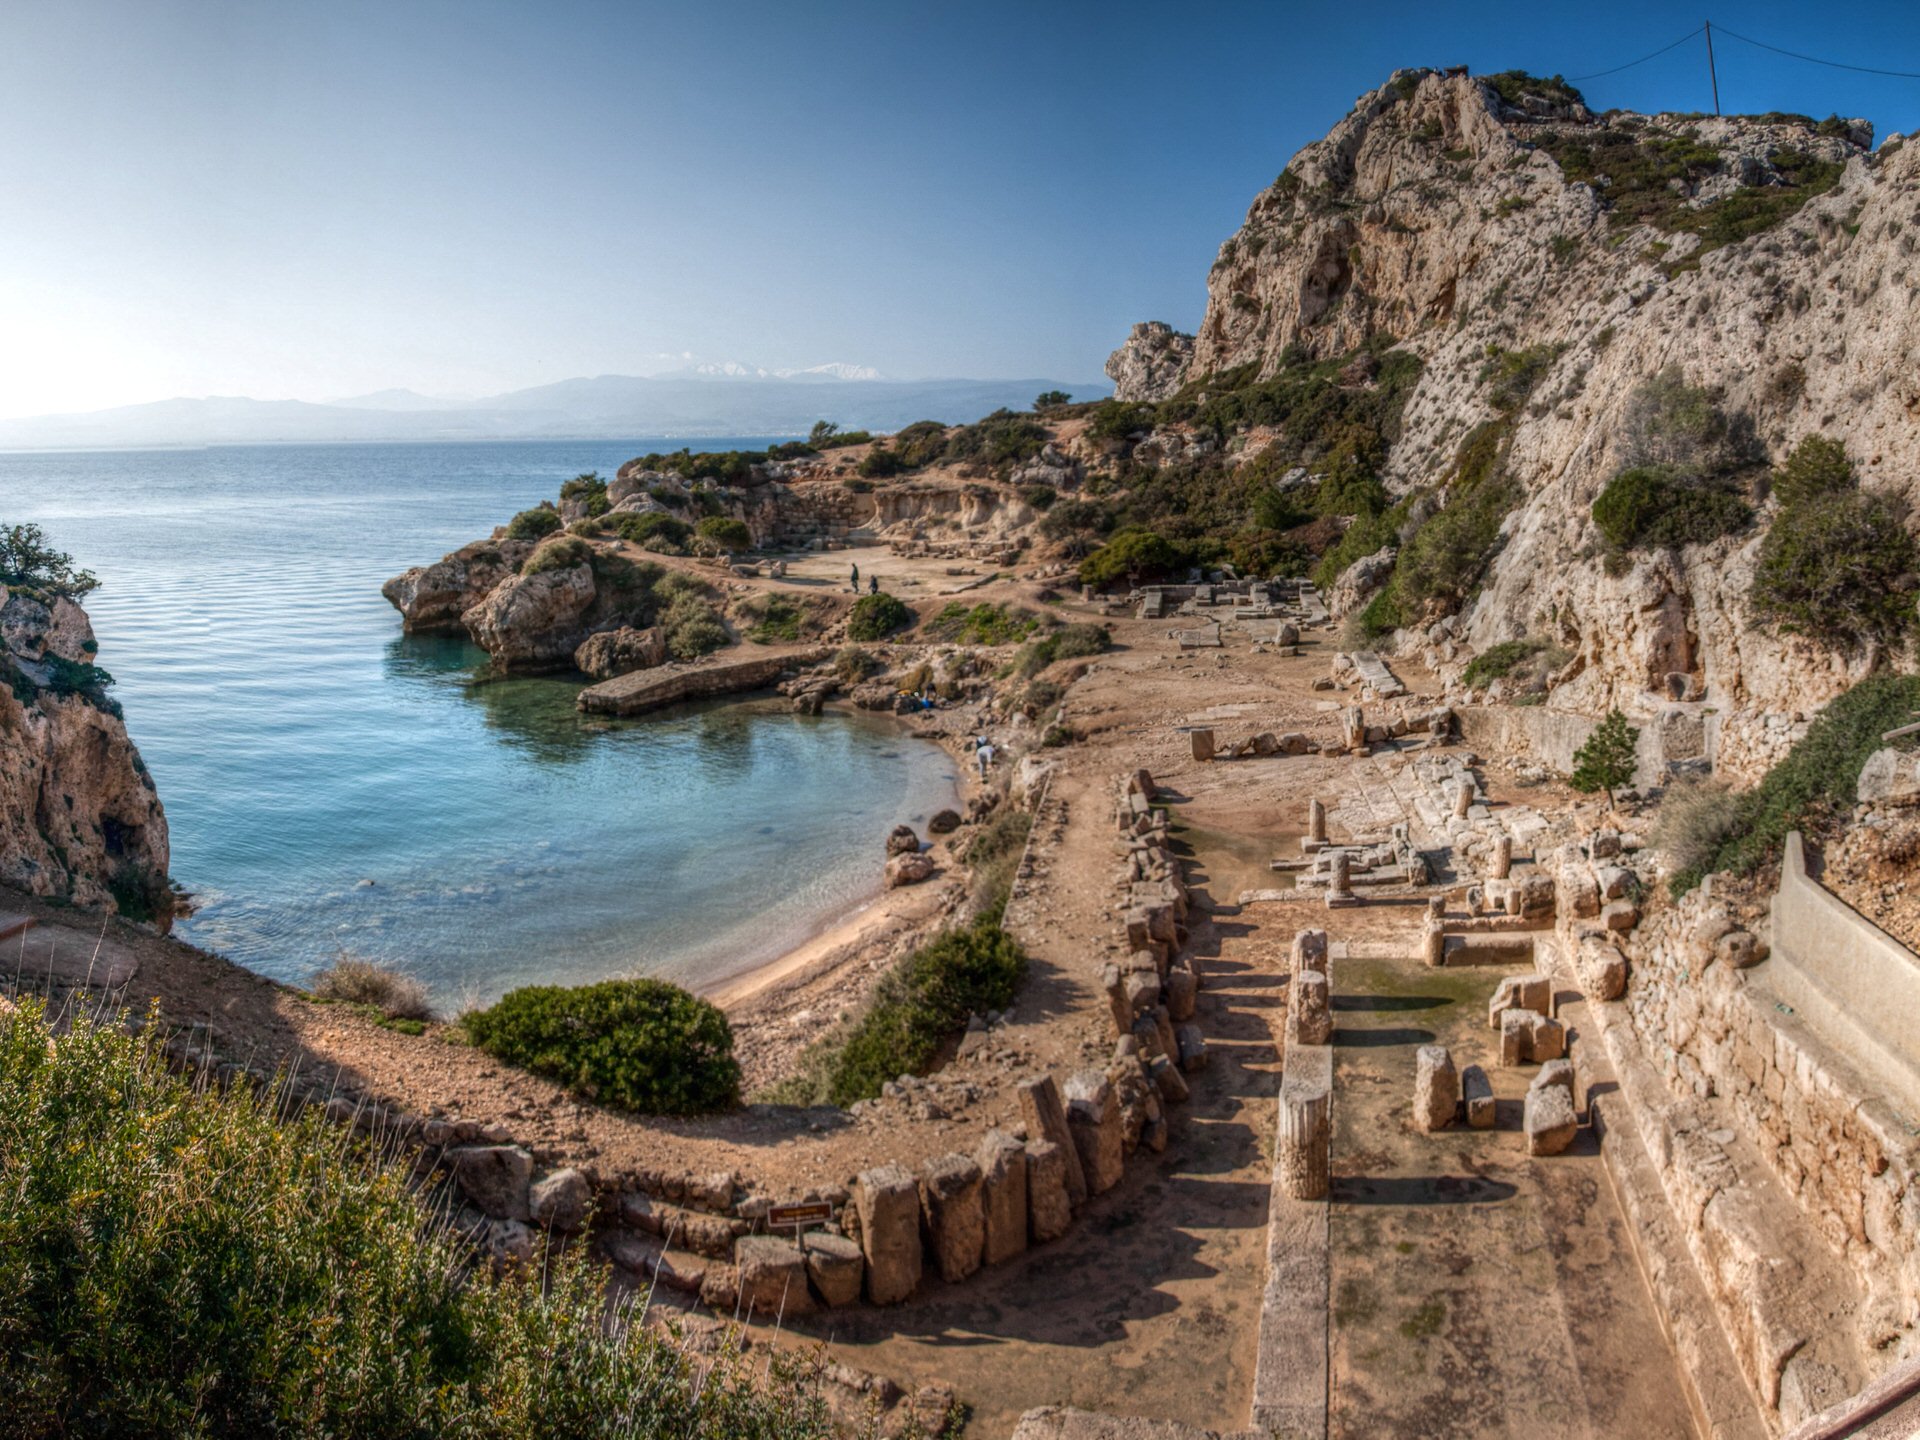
[0,439,959,1007]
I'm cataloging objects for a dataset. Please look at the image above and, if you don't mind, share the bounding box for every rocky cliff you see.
[1110,68,1919,779]
[0,585,170,923]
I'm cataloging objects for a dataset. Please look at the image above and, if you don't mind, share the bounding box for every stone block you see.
[1489,973,1552,1029]
[1191,728,1215,762]
[1575,933,1629,1001]
[854,1163,923,1304]
[1064,1071,1126,1195]
[1165,963,1197,1022]
[1499,1008,1536,1067]
[1601,899,1639,932]
[1289,928,1328,972]
[1100,963,1131,1037]
[802,1231,864,1307]
[1289,969,1331,1047]
[1017,1075,1087,1207]
[1413,1045,1458,1132]
[1124,971,1161,1014]
[976,1130,1030,1266]
[452,1145,533,1222]
[1024,1139,1072,1242]
[1174,1022,1210,1073]
[1149,1054,1190,1105]
[1524,1084,1577,1155]
[736,1235,815,1316]
[1528,1013,1568,1062]
[1532,1058,1575,1103]
[528,1167,591,1232]
[1462,1064,1495,1129]
[919,1153,986,1284]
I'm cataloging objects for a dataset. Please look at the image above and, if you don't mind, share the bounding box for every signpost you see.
[766,1200,834,1236]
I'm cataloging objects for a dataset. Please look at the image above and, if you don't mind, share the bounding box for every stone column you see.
[1326,849,1355,910]
[1413,1045,1458,1132]
[1341,706,1366,754]
[1421,921,1446,968]
[1100,963,1131,1038]
[1191,728,1216,762]
[1016,1075,1087,1206]
[1289,927,1328,973]
[1276,1045,1332,1200]
[1453,779,1474,818]
[1289,969,1331,1047]
[1307,797,1327,845]
[1491,834,1513,880]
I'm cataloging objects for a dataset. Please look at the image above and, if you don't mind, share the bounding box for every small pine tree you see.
[1570,708,1640,805]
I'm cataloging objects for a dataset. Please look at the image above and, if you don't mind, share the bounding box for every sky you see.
[3,0,1919,420]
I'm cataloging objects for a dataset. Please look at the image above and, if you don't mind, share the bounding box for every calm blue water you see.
[0,440,958,1005]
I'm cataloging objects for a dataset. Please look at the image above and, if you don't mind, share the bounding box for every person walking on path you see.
[868,575,879,595]
[976,739,995,779]
[850,562,859,594]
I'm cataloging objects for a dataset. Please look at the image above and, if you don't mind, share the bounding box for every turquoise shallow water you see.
[0,440,958,1005]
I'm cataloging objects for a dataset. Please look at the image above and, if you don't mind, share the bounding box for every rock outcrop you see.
[461,561,599,672]
[0,586,170,922]
[574,626,667,680]
[380,539,531,634]
[1104,321,1195,402]
[1114,66,1913,780]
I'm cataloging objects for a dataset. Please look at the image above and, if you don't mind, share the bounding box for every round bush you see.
[846,592,913,641]
[505,507,563,542]
[464,978,740,1115]
[695,516,752,551]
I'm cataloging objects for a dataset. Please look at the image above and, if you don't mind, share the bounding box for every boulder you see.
[1063,1071,1126,1195]
[483,1218,534,1273]
[528,1167,591,1232]
[928,808,963,834]
[1858,746,1920,803]
[461,561,598,673]
[919,1153,986,1284]
[452,1145,533,1222]
[1174,1022,1210,1073]
[885,852,936,888]
[380,538,531,634]
[735,1236,815,1316]
[1524,1084,1578,1156]
[574,625,667,680]
[1413,1045,1458,1132]
[886,824,922,857]
[976,1130,1030,1265]
[803,1231,865,1307]
[854,1164,923,1304]
[1024,1138,1073,1242]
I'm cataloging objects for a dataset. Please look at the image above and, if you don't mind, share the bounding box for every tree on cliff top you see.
[1570,709,1639,806]
[0,523,99,600]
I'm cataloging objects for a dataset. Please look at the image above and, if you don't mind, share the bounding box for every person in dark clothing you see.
[850,563,859,593]
[868,575,879,595]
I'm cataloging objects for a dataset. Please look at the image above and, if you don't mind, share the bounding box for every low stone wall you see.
[576,648,827,716]
[1768,831,1920,1110]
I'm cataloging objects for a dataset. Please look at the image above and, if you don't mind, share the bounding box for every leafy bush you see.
[1674,674,1920,893]
[1086,400,1157,443]
[1769,433,1855,508]
[603,511,691,549]
[1034,390,1071,410]
[857,444,910,479]
[0,998,838,1437]
[695,516,752,551]
[1461,638,1547,689]
[1020,483,1058,511]
[505,506,563,542]
[834,645,884,682]
[891,420,950,469]
[1592,464,1752,550]
[808,421,873,449]
[822,910,1027,1105]
[1479,344,1564,415]
[1226,528,1311,579]
[521,536,592,574]
[42,655,116,699]
[846,592,914,641]
[1009,623,1109,679]
[745,594,803,644]
[558,472,610,518]
[942,410,1049,470]
[0,523,99,599]
[922,602,1039,646]
[1078,528,1185,588]
[1481,70,1586,110]
[661,592,730,659]
[465,978,739,1114]
[312,955,432,1021]
[1651,779,1742,878]
[1620,366,1753,474]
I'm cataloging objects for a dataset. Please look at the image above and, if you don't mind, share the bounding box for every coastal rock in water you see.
[0,587,170,922]
[574,626,667,680]
[462,562,598,674]
[885,824,921,857]
[380,539,531,634]
[1104,321,1195,403]
[885,852,936,888]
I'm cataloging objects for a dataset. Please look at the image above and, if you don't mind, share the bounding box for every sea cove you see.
[0,440,958,1003]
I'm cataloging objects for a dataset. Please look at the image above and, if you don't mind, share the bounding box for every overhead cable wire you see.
[1567,24,1705,82]
[1709,22,1920,81]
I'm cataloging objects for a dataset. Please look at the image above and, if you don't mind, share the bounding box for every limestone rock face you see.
[1104,321,1196,402]
[461,563,598,673]
[0,588,170,921]
[1115,67,1915,778]
[381,539,531,634]
[573,625,667,680]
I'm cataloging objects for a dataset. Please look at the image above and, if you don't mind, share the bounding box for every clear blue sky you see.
[4,0,1917,417]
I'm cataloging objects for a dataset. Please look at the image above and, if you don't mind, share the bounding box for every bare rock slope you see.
[1112,67,1917,778]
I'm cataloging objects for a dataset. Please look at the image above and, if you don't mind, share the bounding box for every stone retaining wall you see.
[576,648,827,716]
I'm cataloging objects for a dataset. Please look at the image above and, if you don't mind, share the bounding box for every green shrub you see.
[834,645,884,682]
[42,655,116,699]
[465,978,739,1114]
[1391,472,1518,615]
[1752,492,1917,649]
[1020,483,1058,511]
[1034,390,1071,411]
[602,511,691,549]
[846,592,914,641]
[1226,527,1311,579]
[922,602,1039,646]
[0,523,99,599]
[505,507,562,542]
[822,910,1028,1105]
[1651,779,1742,879]
[521,536,592,574]
[808,421,873,449]
[1481,70,1586,110]
[857,444,910,479]
[1674,674,1920,893]
[1461,638,1546,689]
[558,471,610,518]
[1769,433,1855,508]
[1479,344,1563,415]
[311,955,431,1021]
[695,516,752,551]
[661,592,730,659]
[1086,399,1157,443]
[0,998,839,1437]
[942,410,1049,469]
[647,485,688,509]
[1592,465,1752,550]
[891,420,950,469]
[746,595,804,644]
[1078,528,1185,588]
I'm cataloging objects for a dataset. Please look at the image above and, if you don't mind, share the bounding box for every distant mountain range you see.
[0,369,1109,451]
